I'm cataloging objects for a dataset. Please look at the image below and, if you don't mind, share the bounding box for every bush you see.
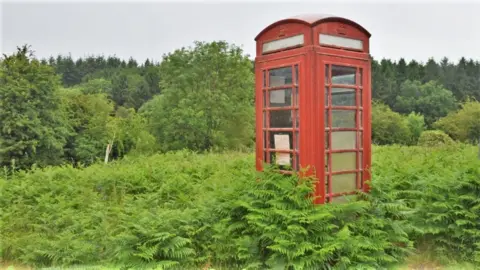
[405,112,426,145]
[211,165,413,269]
[372,144,480,265]
[3,145,480,269]
[0,149,414,270]
[0,151,255,269]
[417,130,454,147]
[372,101,412,145]
[434,100,480,143]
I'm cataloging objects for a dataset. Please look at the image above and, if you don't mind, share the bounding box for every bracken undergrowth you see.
[1,144,480,269]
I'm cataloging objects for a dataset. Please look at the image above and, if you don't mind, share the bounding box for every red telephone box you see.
[254,14,372,204]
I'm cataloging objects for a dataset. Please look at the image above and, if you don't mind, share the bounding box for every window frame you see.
[262,64,300,173]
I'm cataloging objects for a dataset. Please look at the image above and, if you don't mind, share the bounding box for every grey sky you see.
[1,0,479,64]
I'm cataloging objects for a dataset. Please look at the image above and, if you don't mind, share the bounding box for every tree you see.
[60,87,114,165]
[371,58,398,107]
[0,45,72,169]
[78,78,113,95]
[434,100,480,143]
[144,41,255,152]
[394,80,456,126]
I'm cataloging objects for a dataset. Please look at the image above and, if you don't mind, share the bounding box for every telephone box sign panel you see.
[319,34,363,50]
[262,34,305,54]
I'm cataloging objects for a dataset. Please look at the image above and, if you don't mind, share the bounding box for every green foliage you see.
[4,146,480,268]
[143,41,255,152]
[1,149,416,270]
[417,130,454,147]
[372,144,480,265]
[394,80,456,126]
[60,88,157,166]
[211,166,413,270]
[78,78,113,95]
[434,100,480,143]
[0,151,255,269]
[0,45,72,170]
[60,88,115,165]
[405,112,425,145]
[371,102,411,145]
[372,102,426,146]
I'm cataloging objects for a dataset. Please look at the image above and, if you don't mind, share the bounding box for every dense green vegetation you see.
[2,42,480,269]
[2,145,480,269]
[2,43,480,170]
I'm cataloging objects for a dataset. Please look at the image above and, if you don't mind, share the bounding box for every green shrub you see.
[405,112,426,145]
[372,144,480,265]
[417,130,454,147]
[0,151,255,269]
[372,101,411,145]
[434,100,480,143]
[3,145,480,269]
[210,165,413,269]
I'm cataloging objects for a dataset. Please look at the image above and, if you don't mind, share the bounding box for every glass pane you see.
[295,131,299,150]
[263,91,267,108]
[295,110,299,128]
[269,131,293,150]
[263,34,304,54]
[325,87,329,106]
[332,131,357,150]
[331,65,356,85]
[269,66,292,87]
[270,152,293,168]
[325,65,329,84]
[332,110,355,128]
[270,110,293,128]
[296,154,300,170]
[332,88,355,106]
[269,88,292,107]
[264,151,268,162]
[295,87,299,106]
[331,173,357,193]
[295,65,299,85]
[330,194,356,204]
[319,34,363,50]
[331,152,356,172]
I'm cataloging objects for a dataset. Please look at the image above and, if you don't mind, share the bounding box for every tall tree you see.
[0,45,72,169]
[394,80,456,126]
[144,41,255,152]
[423,58,441,83]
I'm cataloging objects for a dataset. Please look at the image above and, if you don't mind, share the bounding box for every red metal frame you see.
[254,14,371,204]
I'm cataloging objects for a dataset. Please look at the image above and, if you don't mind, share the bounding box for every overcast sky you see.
[1,0,479,64]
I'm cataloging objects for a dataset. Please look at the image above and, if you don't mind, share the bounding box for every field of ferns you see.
[1,144,480,270]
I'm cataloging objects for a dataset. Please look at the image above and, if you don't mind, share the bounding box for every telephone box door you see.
[257,55,308,173]
[319,55,371,203]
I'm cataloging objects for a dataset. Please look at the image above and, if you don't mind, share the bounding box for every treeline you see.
[1,43,480,170]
